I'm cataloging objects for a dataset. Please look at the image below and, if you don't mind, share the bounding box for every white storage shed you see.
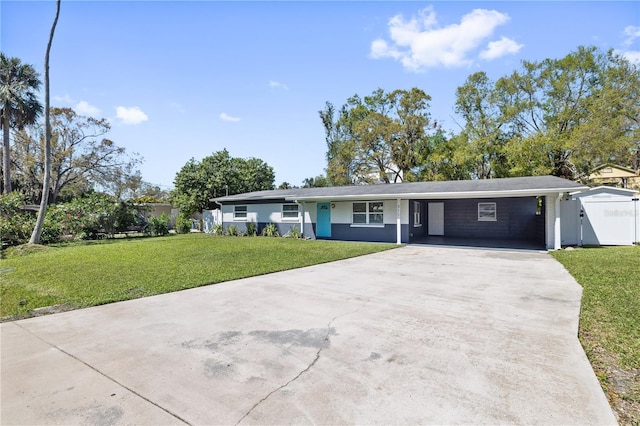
[561,187,640,246]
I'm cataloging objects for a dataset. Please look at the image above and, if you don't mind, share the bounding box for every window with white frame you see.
[282,203,299,220]
[478,202,497,221]
[413,201,422,226]
[352,201,384,225]
[234,205,247,220]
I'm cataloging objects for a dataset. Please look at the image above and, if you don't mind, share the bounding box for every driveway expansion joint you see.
[13,322,192,426]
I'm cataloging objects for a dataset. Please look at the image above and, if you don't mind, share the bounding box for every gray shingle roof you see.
[213,176,588,203]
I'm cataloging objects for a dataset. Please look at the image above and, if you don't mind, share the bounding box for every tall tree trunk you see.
[30,0,60,244]
[2,115,10,193]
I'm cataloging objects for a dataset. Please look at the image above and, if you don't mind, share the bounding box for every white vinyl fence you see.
[202,209,222,233]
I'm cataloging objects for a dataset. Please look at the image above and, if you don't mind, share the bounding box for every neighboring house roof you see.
[588,164,639,179]
[213,176,588,203]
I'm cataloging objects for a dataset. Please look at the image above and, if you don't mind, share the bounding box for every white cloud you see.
[219,112,240,122]
[623,25,640,45]
[75,100,101,116]
[167,101,186,113]
[479,36,523,60]
[115,106,148,125]
[620,49,640,65]
[53,93,76,104]
[370,6,518,71]
[269,80,289,90]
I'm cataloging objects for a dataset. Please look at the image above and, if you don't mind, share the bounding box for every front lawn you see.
[552,246,639,425]
[0,234,396,319]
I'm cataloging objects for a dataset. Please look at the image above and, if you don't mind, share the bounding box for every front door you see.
[428,202,444,236]
[317,202,331,238]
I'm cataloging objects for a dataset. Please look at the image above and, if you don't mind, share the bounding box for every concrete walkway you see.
[1,245,616,425]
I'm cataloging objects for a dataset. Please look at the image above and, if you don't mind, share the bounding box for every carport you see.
[408,196,545,248]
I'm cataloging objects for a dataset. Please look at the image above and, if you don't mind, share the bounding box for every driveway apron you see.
[1,245,616,425]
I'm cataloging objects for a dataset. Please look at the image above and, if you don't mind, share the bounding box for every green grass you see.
[552,245,639,424]
[0,234,396,318]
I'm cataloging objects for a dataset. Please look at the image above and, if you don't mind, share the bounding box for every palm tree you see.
[0,53,43,194]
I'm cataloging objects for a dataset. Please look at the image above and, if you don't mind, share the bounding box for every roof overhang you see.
[212,177,590,204]
[289,187,588,202]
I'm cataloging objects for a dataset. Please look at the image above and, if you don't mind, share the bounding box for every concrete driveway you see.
[1,245,616,425]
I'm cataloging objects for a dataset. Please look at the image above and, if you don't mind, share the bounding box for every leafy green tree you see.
[321,88,434,184]
[0,53,43,194]
[389,88,433,181]
[170,149,274,216]
[350,89,398,183]
[277,182,294,189]
[500,46,639,178]
[12,107,142,204]
[453,46,640,179]
[319,101,358,185]
[415,129,475,181]
[454,72,510,178]
[302,175,329,188]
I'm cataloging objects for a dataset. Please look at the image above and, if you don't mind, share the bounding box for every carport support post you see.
[545,194,562,250]
[396,198,401,245]
[554,194,562,250]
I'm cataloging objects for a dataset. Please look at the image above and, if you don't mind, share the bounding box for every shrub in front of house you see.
[147,213,170,236]
[0,192,35,247]
[246,221,257,237]
[175,213,192,234]
[261,223,279,237]
[211,224,224,235]
[226,225,240,236]
[282,224,301,239]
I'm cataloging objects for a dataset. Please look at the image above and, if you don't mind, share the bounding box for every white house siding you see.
[222,202,302,236]
[327,199,409,243]
[219,200,409,242]
[301,202,316,239]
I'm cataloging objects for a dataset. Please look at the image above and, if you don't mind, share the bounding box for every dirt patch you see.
[1,303,77,323]
[587,343,640,425]
[604,366,639,425]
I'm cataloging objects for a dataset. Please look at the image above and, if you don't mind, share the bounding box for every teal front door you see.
[317,203,331,238]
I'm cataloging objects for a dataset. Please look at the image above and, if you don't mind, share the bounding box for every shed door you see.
[581,199,634,245]
[428,202,444,236]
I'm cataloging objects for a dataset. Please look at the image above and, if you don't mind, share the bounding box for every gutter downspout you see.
[294,200,304,238]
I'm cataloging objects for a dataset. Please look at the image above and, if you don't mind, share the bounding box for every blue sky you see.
[2,1,639,190]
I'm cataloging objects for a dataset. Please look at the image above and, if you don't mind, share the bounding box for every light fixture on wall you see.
[331,203,335,208]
